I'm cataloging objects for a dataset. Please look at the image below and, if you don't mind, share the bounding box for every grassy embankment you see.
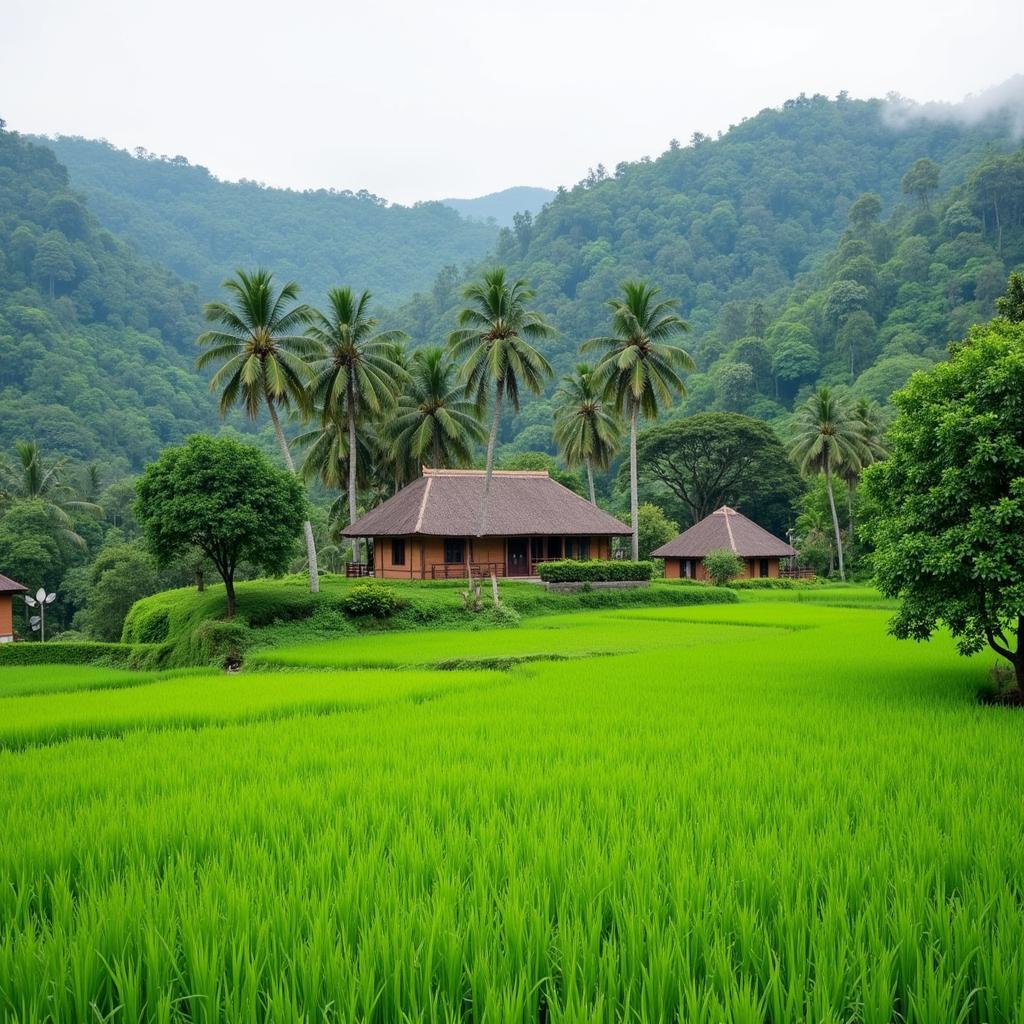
[1,588,1021,1021]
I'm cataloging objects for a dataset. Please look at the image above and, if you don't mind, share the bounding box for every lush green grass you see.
[1,596,1020,1022]
[0,664,201,699]
[122,573,737,666]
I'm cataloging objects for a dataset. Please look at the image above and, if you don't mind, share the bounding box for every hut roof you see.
[651,506,796,559]
[0,574,28,594]
[342,469,631,538]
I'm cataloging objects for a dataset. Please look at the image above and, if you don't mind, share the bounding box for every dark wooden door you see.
[507,538,529,576]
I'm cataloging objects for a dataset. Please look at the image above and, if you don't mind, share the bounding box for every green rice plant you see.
[0,596,1018,1023]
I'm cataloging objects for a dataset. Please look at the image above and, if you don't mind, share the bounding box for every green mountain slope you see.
[39,136,499,305]
[0,125,226,468]
[442,186,555,226]
[393,92,1022,448]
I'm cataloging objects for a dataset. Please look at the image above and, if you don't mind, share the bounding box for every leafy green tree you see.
[196,268,322,591]
[448,268,555,533]
[499,451,585,496]
[901,158,940,209]
[848,193,883,233]
[703,548,743,586]
[996,272,1024,322]
[633,502,678,561]
[861,317,1024,689]
[788,388,866,580]
[585,280,694,560]
[631,413,803,536]
[0,500,65,598]
[552,362,621,504]
[31,231,74,297]
[135,435,306,618]
[388,346,484,473]
[1,440,101,548]
[307,287,408,563]
[837,398,888,558]
[80,541,159,641]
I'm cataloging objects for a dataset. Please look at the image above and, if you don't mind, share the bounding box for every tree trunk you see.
[586,457,596,505]
[479,379,503,536]
[348,388,361,567]
[847,480,856,563]
[267,399,319,592]
[629,404,639,562]
[224,574,237,619]
[432,431,441,471]
[825,463,845,581]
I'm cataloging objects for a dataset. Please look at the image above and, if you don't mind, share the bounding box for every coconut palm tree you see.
[788,388,867,581]
[552,362,621,504]
[388,346,485,473]
[0,441,102,548]
[306,287,409,565]
[448,268,555,534]
[584,281,694,560]
[838,397,889,557]
[196,269,323,592]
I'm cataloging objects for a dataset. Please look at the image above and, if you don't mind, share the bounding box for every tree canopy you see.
[135,435,306,617]
[861,317,1024,689]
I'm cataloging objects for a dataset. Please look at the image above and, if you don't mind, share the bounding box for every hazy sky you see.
[4,0,1022,205]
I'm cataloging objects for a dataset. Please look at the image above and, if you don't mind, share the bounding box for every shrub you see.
[703,549,744,586]
[536,560,655,583]
[487,604,522,628]
[341,582,404,618]
[190,620,254,666]
[727,577,800,590]
[0,641,166,669]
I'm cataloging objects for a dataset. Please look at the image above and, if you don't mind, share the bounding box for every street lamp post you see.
[24,587,56,642]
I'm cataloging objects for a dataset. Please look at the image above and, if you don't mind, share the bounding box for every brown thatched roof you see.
[343,469,631,538]
[0,573,27,594]
[651,506,796,559]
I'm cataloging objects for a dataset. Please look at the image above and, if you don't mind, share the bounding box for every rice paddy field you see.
[2,588,1023,1023]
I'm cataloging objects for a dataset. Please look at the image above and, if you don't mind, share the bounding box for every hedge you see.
[726,577,819,590]
[536,560,655,583]
[0,641,169,669]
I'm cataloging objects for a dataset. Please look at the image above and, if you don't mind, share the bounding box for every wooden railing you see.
[780,567,816,580]
[345,562,371,578]
[430,562,506,580]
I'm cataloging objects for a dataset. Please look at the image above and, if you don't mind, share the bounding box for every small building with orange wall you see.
[652,505,796,581]
[343,469,631,579]
[0,573,28,643]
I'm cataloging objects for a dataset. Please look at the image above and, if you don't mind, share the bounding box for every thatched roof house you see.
[343,468,630,578]
[651,505,795,580]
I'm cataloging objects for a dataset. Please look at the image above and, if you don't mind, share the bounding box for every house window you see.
[760,558,770,578]
[444,539,465,564]
[578,539,590,560]
[391,539,406,566]
[684,559,693,578]
[530,538,545,562]
[547,537,562,559]
[565,538,576,560]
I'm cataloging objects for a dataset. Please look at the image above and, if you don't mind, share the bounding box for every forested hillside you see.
[0,124,229,468]
[393,93,1021,448]
[40,136,499,304]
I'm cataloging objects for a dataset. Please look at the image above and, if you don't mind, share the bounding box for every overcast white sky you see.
[3,0,1022,205]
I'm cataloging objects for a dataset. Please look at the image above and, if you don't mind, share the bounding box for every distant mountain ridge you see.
[442,186,555,226]
[35,136,500,305]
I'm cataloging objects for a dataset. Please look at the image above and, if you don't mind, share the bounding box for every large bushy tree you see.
[135,435,306,618]
[862,316,1024,690]
[630,413,803,535]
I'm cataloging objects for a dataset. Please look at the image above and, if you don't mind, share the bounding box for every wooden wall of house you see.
[663,556,781,580]
[0,595,14,640]
[372,535,619,579]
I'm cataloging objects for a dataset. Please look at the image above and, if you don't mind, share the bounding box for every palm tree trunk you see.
[825,463,845,581]
[432,432,441,471]
[479,379,503,536]
[629,404,639,562]
[847,480,856,563]
[267,398,320,593]
[586,457,596,505]
[348,389,361,567]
